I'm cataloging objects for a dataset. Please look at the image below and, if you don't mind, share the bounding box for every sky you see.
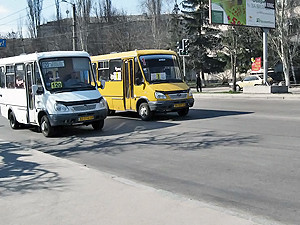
[0,0,146,36]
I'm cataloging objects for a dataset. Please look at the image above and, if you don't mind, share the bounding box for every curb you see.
[193,92,300,100]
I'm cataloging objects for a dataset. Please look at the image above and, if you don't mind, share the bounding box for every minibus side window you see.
[98,61,109,81]
[15,64,25,89]
[0,66,5,88]
[109,59,122,81]
[34,62,42,85]
[134,58,144,85]
[6,65,15,88]
[92,63,97,78]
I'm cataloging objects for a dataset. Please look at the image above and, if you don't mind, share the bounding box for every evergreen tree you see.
[181,0,225,83]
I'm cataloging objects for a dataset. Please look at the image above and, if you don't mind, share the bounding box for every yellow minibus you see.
[91,50,194,120]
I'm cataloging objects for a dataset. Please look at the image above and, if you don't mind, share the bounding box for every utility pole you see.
[62,0,77,51]
[263,28,269,85]
[72,3,77,51]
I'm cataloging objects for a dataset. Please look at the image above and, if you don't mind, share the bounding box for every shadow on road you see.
[0,142,61,196]
[1,108,257,160]
[187,108,253,120]
[104,108,254,122]
[22,129,259,159]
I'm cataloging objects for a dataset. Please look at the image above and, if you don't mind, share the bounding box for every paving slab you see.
[0,144,278,225]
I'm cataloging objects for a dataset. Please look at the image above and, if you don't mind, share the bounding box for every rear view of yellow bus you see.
[91,50,194,120]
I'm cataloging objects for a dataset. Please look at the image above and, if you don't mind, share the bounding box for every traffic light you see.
[177,39,190,56]
[182,39,189,56]
[176,41,183,55]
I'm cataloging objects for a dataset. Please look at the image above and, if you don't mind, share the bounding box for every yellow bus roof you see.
[91,49,177,61]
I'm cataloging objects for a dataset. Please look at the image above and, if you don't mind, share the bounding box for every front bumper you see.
[148,98,194,112]
[49,108,107,126]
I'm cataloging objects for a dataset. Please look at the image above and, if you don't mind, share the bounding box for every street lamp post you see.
[62,0,77,51]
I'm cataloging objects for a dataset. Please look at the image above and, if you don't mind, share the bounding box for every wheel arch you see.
[37,110,48,125]
[136,97,149,112]
[7,107,13,118]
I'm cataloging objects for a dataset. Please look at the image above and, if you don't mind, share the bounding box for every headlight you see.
[54,103,69,112]
[155,91,166,99]
[99,98,106,108]
[188,89,193,97]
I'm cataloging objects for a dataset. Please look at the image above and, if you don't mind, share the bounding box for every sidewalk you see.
[193,86,300,100]
[0,141,281,225]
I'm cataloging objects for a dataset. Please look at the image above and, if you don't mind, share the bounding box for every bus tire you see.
[9,111,20,129]
[178,108,189,117]
[40,115,55,137]
[107,109,115,116]
[138,102,153,121]
[92,119,104,130]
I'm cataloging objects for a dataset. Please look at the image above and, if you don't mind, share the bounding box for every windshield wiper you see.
[51,88,73,93]
[150,79,182,84]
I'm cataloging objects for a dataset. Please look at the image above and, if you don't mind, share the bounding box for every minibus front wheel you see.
[92,119,104,130]
[40,115,56,137]
[177,108,189,117]
[138,102,153,121]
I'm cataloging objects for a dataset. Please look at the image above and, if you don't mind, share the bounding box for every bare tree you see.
[141,0,163,48]
[75,0,93,50]
[94,0,104,21]
[54,0,62,32]
[104,0,112,22]
[27,0,43,38]
[55,0,61,21]
[270,0,300,86]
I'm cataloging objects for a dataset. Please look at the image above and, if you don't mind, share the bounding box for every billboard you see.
[210,0,275,28]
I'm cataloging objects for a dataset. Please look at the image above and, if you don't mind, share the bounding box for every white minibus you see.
[0,51,107,137]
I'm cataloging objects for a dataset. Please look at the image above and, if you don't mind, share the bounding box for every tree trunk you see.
[281,38,290,86]
[289,48,297,84]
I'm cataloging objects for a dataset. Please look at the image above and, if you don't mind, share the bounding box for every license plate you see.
[79,115,94,121]
[174,103,186,108]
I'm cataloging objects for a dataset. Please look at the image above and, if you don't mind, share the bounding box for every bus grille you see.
[72,104,96,111]
[168,93,187,100]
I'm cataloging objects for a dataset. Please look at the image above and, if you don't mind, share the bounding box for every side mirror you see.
[32,85,44,95]
[136,77,145,86]
[100,80,106,89]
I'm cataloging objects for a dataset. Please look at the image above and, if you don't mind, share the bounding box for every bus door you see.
[25,63,36,123]
[124,59,134,110]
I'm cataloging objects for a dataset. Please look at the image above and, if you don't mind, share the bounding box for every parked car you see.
[230,75,273,91]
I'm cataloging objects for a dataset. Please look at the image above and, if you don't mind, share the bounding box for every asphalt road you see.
[1,96,300,225]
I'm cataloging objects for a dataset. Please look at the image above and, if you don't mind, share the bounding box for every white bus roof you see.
[0,51,90,65]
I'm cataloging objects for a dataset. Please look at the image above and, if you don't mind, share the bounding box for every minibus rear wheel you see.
[92,119,104,130]
[138,102,153,121]
[9,111,20,129]
[40,115,56,137]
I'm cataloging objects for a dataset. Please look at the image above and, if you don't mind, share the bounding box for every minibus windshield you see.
[139,54,183,84]
[40,57,96,92]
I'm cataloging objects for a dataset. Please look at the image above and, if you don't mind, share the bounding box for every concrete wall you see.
[243,85,288,93]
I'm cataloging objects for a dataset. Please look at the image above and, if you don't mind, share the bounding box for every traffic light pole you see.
[183,56,186,81]
[177,39,189,81]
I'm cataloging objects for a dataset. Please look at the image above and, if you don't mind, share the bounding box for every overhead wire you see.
[0,2,59,29]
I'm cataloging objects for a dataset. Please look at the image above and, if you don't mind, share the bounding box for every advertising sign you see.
[251,57,261,71]
[0,39,7,47]
[210,0,275,28]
